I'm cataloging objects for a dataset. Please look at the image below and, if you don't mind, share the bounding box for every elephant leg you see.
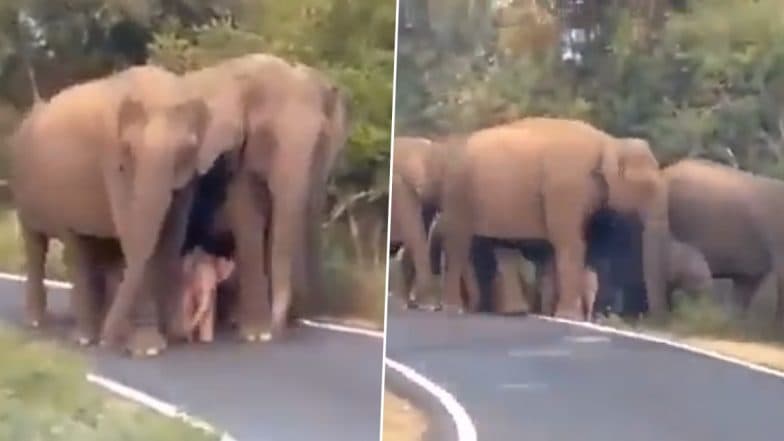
[551,238,588,321]
[470,238,496,313]
[537,259,557,316]
[227,174,271,342]
[399,247,419,308]
[729,276,763,318]
[460,257,482,312]
[441,225,471,313]
[125,190,193,356]
[20,224,48,328]
[493,249,529,314]
[268,118,328,338]
[775,267,784,326]
[61,234,101,345]
[268,189,304,337]
[391,174,433,305]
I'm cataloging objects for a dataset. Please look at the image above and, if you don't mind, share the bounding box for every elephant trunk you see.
[270,172,310,332]
[641,180,670,315]
[101,170,174,344]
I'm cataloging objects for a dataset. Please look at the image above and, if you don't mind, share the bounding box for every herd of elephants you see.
[390,118,784,325]
[7,52,784,361]
[7,53,348,357]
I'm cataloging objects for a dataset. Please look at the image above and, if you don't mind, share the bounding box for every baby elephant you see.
[181,247,235,343]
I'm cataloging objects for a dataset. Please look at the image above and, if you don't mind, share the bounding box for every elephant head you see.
[113,97,209,262]
[600,137,670,313]
[100,96,210,345]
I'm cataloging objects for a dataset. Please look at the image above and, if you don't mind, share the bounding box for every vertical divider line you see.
[377,0,402,439]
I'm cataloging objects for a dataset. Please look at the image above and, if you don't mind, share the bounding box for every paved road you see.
[386,300,784,441]
[0,279,383,441]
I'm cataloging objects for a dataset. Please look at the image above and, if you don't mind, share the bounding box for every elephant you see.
[181,53,349,341]
[663,158,784,320]
[9,65,211,355]
[180,246,235,343]
[439,117,669,320]
[390,136,448,306]
[665,238,712,298]
[427,213,541,313]
[539,263,598,320]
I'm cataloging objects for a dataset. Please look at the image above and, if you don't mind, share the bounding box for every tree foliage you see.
[0,0,393,203]
[397,0,784,176]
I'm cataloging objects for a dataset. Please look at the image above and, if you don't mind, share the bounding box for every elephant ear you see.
[196,88,246,175]
[168,98,210,188]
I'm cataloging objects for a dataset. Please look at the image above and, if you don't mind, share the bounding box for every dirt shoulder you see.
[598,291,784,374]
[382,390,428,441]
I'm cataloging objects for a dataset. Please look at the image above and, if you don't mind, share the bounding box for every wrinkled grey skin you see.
[664,159,784,321]
[666,238,712,298]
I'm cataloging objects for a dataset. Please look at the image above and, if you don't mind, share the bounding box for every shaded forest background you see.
[397,0,784,177]
[0,0,394,322]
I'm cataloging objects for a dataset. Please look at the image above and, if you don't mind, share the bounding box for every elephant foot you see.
[25,310,48,329]
[270,302,291,339]
[429,303,444,312]
[125,327,167,358]
[237,323,272,343]
[554,308,584,321]
[69,328,98,347]
[405,299,420,310]
[441,304,466,315]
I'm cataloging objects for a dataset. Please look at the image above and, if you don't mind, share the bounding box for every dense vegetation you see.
[397,0,784,177]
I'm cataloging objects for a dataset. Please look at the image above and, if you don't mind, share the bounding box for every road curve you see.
[0,279,383,441]
[385,299,784,441]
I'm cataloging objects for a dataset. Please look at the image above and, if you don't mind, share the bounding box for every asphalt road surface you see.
[386,299,784,441]
[0,278,383,441]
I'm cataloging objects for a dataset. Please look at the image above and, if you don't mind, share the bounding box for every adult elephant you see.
[664,158,784,320]
[182,53,348,341]
[439,117,669,320]
[391,137,488,310]
[10,65,210,355]
[390,136,446,306]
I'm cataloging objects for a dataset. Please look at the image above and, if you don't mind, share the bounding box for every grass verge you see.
[597,289,784,372]
[382,391,427,441]
[0,325,218,440]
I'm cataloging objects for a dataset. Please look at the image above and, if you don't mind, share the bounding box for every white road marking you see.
[386,357,478,441]
[536,314,784,380]
[298,318,383,339]
[565,335,611,344]
[0,271,383,441]
[508,348,572,358]
[86,374,237,441]
[499,383,548,391]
